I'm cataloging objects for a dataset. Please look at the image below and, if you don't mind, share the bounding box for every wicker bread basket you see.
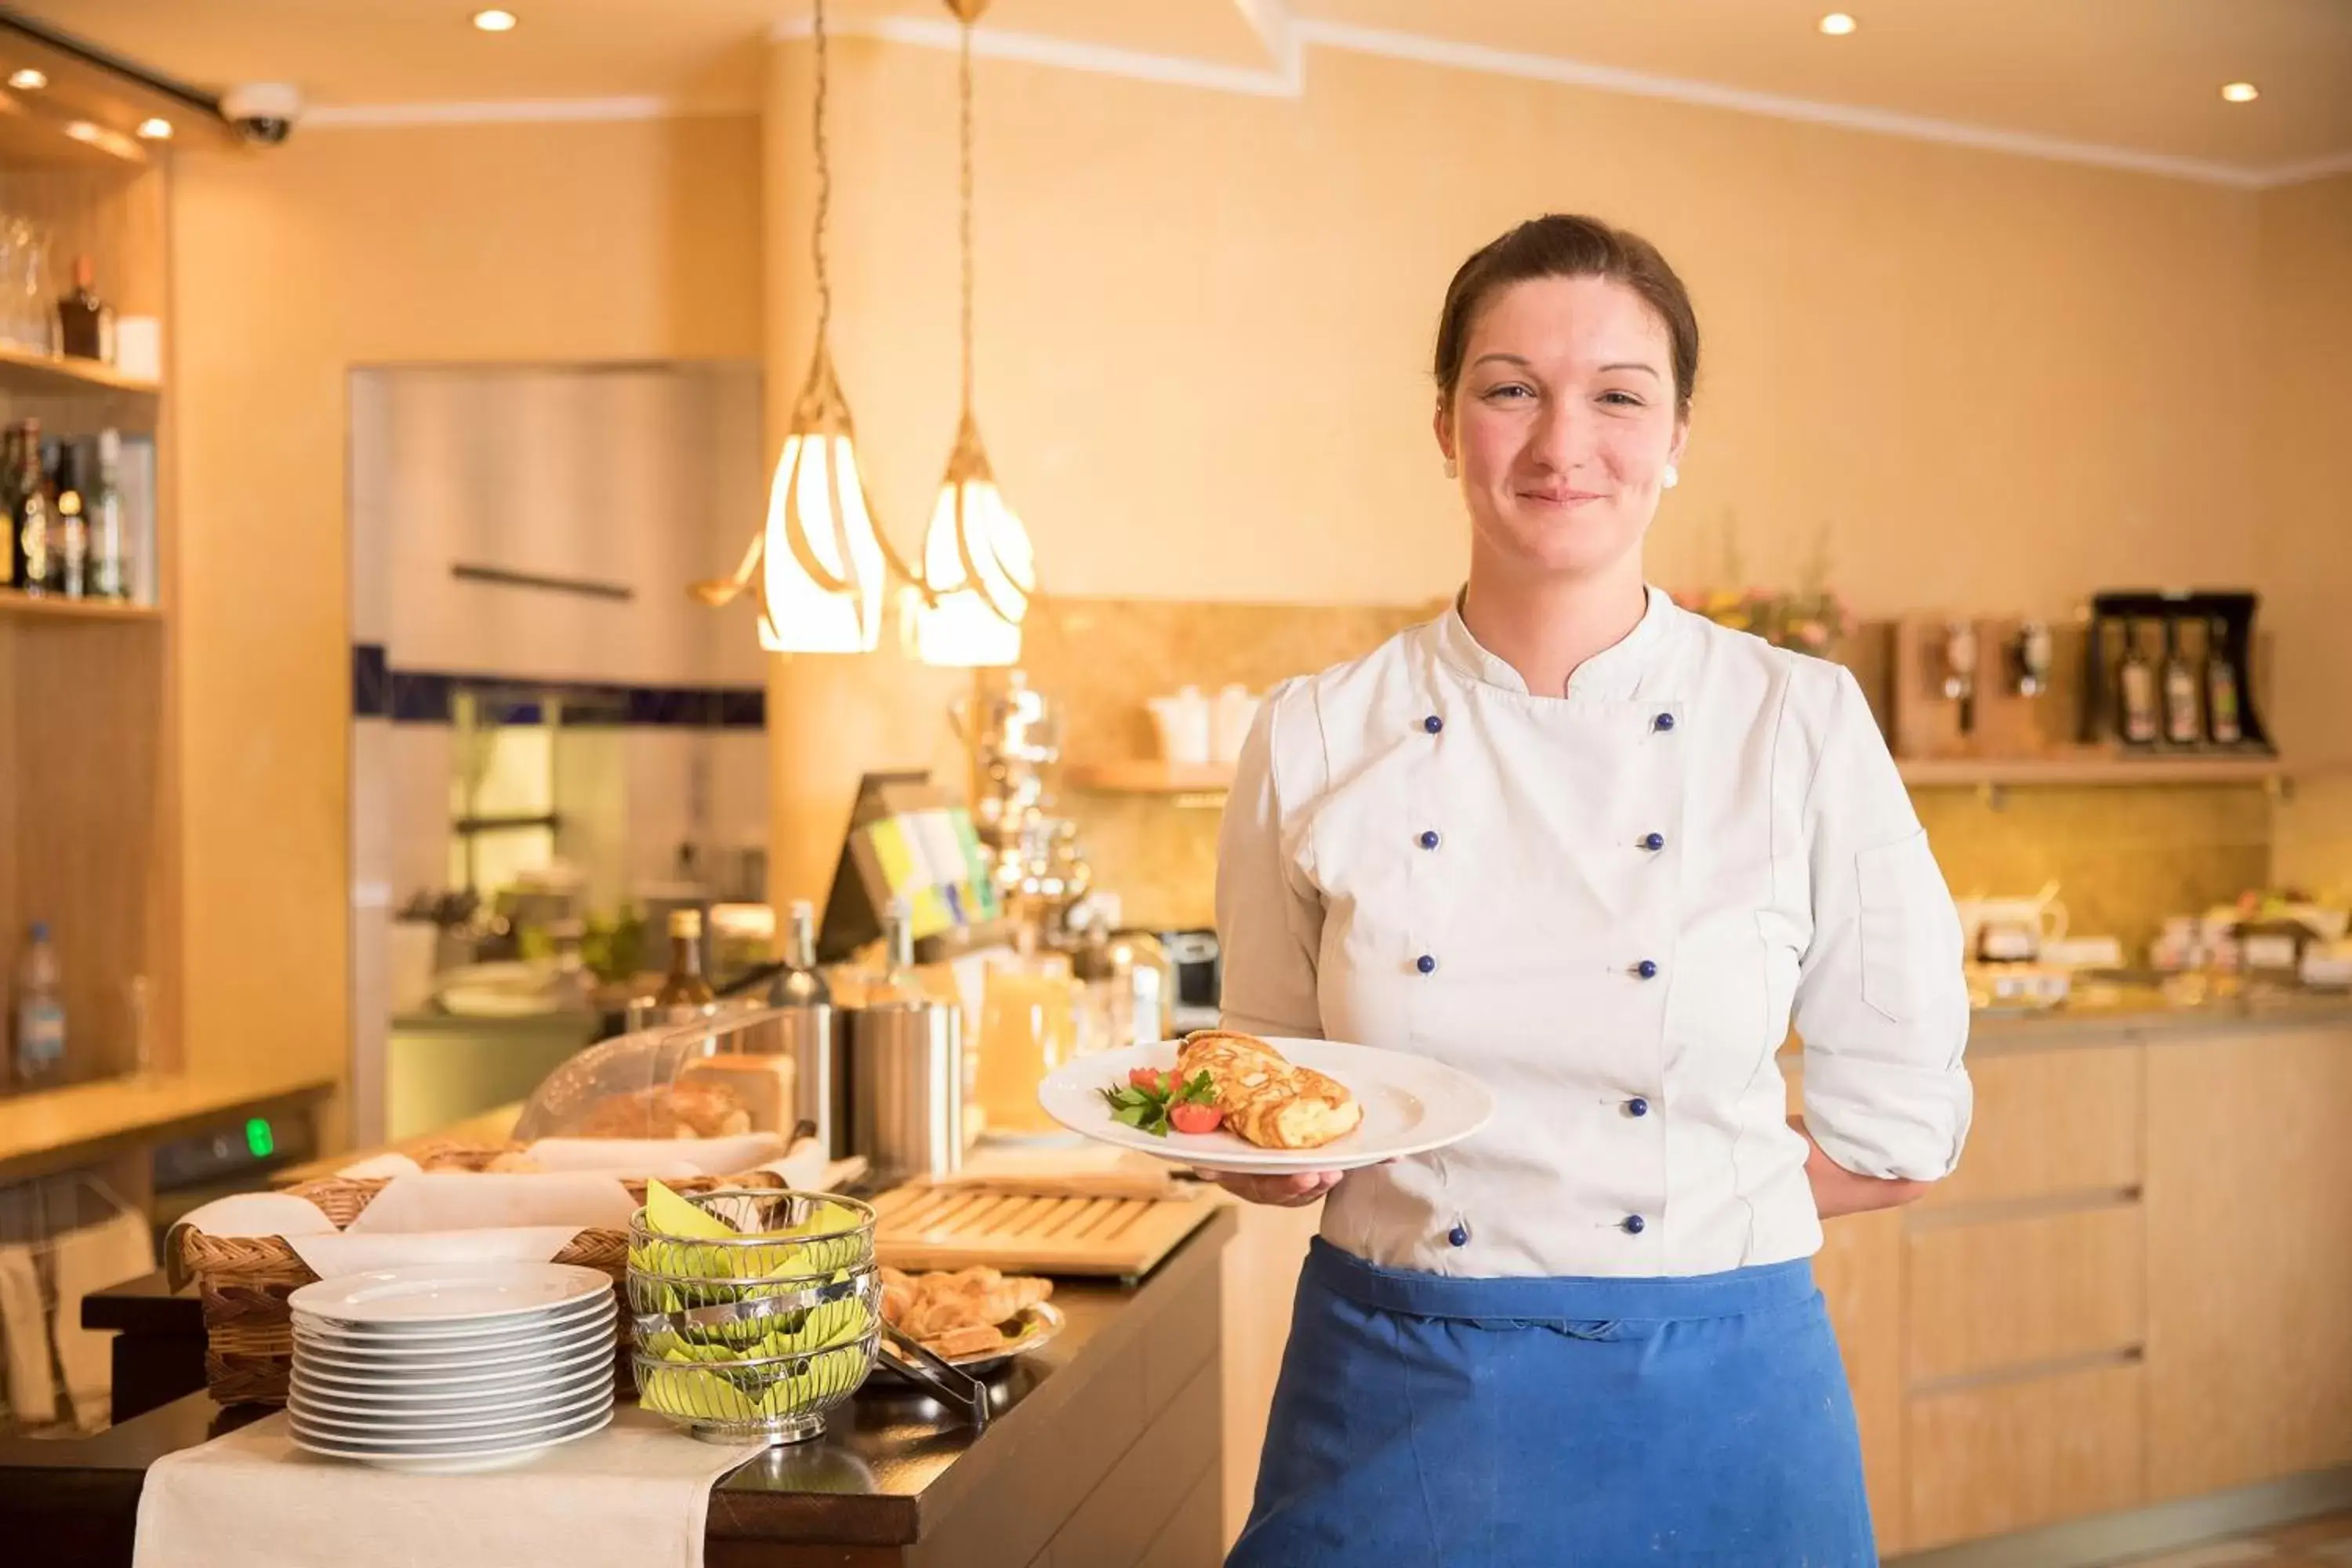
[171,1149,789,1406]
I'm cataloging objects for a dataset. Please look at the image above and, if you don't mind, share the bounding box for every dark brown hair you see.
[1432,213,1699,417]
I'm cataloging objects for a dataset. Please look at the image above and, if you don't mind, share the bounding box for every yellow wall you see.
[768,38,2265,614]
[2256,174,2352,893]
[169,117,763,1103]
[760,35,2321,902]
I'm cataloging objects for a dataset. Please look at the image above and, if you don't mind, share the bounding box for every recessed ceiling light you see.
[471,9,517,31]
[1819,13,1858,36]
[64,120,99,143]
[136,117,172,140]
[7,68,46,90]
[2220,82,2259,103]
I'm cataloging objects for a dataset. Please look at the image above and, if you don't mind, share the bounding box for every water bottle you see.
[14,921,65,1088]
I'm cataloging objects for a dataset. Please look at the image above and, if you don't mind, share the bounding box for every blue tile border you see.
[352,643,764,729]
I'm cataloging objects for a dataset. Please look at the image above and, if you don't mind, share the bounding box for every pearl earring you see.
[1661,463,1680,491]
[1443,458,1458,480]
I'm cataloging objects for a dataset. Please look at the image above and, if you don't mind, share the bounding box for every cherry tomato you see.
[1170,1102,1222,1134]
[1129,1066,1173,1093]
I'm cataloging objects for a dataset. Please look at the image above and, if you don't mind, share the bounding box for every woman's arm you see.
[1788,668,1973,1199]
[1788,1115,1929,1218]
[1203,683,1342,1208]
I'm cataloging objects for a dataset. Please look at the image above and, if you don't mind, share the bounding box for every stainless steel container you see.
[845,1000,964,1182]
[770,1000,837,1156]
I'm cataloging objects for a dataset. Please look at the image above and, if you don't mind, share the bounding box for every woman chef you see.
[1212,214,1971,1566]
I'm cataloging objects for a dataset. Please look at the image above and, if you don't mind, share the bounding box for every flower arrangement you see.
[1672,586,1851,656]
[1671,517,1852,659]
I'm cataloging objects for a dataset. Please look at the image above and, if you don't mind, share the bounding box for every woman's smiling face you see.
[1436,273,1688,580]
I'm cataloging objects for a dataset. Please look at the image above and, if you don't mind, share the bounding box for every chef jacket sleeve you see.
[1214,679,1327,1040]
[1791,666,1973,1181]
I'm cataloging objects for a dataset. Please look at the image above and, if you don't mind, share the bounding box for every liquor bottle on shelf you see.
[2160,616,2201,746]
[2205,617,2244,746]
[13,921,66,1091]
[652,908,716,1023]
[13,419,51,597]
[56,256,115,364]
[0,424,19,592]
[89,430,127,601]
[2117,619,2160,746]
[51,440,87,600]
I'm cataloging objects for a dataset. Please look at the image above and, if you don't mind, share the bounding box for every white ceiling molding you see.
[1296,20,2272,190]
[769,13,1302,99]
[1233,0,1303,82]
[306,11,2346,186]
[2257,148,2352,188]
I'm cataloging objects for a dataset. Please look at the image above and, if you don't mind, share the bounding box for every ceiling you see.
[14,0,2350,178]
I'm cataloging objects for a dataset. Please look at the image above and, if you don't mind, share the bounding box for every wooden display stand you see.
[1891,615,2089,764]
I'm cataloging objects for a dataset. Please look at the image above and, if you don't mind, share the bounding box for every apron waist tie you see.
[1304,1235,1817,1324]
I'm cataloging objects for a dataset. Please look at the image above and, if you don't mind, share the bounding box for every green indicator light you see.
[245,1118,275,1160]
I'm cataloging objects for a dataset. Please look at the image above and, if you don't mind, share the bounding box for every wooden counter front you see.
[0,1072,335,1185]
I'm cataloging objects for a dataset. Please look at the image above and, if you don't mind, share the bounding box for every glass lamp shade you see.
[913,458,1035,669]
[757,428,887,654]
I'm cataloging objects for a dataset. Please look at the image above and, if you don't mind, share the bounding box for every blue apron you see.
[1229,1239,1875,1567]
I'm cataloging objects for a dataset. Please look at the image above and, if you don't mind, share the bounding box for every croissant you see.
[1176,1030,1363,1151]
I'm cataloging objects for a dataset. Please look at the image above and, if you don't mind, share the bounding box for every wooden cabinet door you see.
[1907,1203,2143,1384]
[1815,1207,1907,1556]
[2146,1025,2352,1500]
[1917,1044,2141,1210]
[1905,1363,2144,1550]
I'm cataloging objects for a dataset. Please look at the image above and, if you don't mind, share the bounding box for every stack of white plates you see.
[286,1261,619,1473]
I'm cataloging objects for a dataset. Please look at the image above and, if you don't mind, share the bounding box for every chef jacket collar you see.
[1436,583,1677,702]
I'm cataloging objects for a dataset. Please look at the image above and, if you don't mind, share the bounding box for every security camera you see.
[219,82,303,145]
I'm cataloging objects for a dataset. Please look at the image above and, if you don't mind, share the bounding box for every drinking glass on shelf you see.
[0,215,24,347]
[0,216,56,352]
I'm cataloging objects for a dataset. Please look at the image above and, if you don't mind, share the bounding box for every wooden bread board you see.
[868,1182,1218,1279]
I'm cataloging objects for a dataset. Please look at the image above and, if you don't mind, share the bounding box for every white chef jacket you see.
[1215,586,1972,1278]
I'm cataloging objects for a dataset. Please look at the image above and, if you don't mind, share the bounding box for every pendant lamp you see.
[693,0,920,653]
[913,0,1037,668]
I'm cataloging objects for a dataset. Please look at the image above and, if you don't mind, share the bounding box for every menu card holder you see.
[816,771,1010,964]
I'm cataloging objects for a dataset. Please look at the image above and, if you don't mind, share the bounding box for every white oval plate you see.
[292,1307,614,1363]
[291,1405,614,1473]
[1037,1037,1494,1174]
[292,1338,614,1391]
[289,1262,613,1328]
[289,1400,612,1455]
[290,1385,610,1437]
[292,1327,614,1376]
[291,1359,613,1416]
[294,1289,614,1342]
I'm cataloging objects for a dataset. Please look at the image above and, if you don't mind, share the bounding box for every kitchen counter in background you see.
[0,1206,1237,1568]
[1964,986,2352,1050]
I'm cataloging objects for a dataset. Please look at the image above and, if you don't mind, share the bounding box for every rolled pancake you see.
[1176,1031,1364,1151]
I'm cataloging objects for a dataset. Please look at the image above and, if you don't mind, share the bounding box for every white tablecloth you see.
[133,1406,761,1568]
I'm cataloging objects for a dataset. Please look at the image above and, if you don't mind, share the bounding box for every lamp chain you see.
[811,0,834,350]
[959,14,975,416]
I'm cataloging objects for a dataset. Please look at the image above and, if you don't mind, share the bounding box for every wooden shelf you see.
[0,340,161,398]
[0,595,160,625]
[1897,755,2286,789]
[1064,760,1237,796]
